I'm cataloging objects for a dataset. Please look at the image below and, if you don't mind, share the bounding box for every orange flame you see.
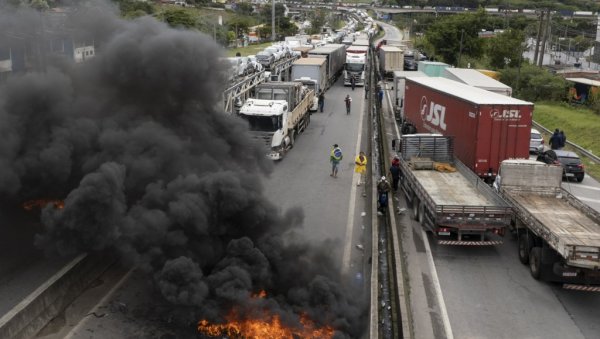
[198,291,334,338]
[22,199,65,211]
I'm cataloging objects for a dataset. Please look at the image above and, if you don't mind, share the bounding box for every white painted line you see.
[422,229,454,339]
[341,91,367,274]
[384,77,453,338]
[576,196,600,204]
[64,268,135,339]
[568,184,600,191]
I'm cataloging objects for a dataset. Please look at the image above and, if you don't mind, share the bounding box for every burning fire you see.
[198,291,335,338]
[22,199,65,211]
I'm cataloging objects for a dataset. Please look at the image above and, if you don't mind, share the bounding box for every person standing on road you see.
[549,128,561,150]
[354,151,368,187]
[559,130,567,149]
[318,92,325,113]
[351,77,356,91]
[344,95,352,115]
[389,161,400,192]
[377,176,392,215]
[378,88,384,107]
[330,144,343,178]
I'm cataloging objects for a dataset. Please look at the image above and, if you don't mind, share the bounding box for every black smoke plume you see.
[0,1,366,337]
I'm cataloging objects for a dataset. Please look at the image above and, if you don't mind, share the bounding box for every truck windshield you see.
[256,88,287,101]
[346,63,365,72]
[240,114,282,132]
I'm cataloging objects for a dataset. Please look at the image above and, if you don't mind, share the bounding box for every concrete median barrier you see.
[0,253,115,339]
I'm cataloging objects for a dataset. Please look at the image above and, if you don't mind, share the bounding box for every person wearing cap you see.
[377,176,392,215]
[330,144,343,178]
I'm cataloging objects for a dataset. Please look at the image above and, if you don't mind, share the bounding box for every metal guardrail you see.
[532,121,600,164]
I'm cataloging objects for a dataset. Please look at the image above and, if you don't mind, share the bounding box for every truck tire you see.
[289,130,295,147]
[412,199,420,221]
[418,202,425,225]
[529,247,542,280]
[518,232,534,265]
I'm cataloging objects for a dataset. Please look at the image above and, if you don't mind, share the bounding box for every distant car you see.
[256,51,275,68]
[529,128,544,154]
[537,149,585,182]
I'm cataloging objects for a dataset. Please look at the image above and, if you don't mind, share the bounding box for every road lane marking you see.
[422,229,454,339]
[569,184,600,191]
[576,196,600,204]
[341,90,367,274]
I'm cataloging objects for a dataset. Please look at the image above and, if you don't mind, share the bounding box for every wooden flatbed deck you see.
[512,193,600,247]
[412,170,496,206]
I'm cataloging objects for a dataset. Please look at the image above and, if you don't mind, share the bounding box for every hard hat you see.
[381,176,386,181]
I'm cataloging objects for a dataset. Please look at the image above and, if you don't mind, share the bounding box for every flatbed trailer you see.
[394,134,512,245]
[495,160,600,290]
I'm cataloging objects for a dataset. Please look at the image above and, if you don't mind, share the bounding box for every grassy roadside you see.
[533,102,600,180]
[226,42,273,57]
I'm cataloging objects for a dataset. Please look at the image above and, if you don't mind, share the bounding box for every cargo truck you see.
[308,44,346,89]
[494,160,600,290]
[239,82,314,160]
[291,57,327,97]
[392,134,512,245]
[392,70,427,121]
[402,77,533,182]
[379,46,404,78]
[344,45,368,87]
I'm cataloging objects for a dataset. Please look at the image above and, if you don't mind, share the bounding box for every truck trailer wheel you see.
[529,247,542,279]
[289,130,295,147]
[412,199,420,221]
[518,233,534,265]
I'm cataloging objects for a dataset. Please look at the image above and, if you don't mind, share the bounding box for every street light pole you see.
[272,0,275,42]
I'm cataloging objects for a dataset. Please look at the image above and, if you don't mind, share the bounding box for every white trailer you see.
[379,46,404,78]
[494,160,600,290]
[442,68,512,96]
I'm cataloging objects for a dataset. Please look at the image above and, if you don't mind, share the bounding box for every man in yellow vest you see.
[354,151,367,186]
[330,144,343,178]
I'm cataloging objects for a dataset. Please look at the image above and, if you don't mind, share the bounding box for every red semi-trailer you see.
[401,77,533,182]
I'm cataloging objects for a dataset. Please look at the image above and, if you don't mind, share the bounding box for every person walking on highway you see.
[318,92,325,113]
[377,176,392,215]
[345,95,352,115]
[351,77,356,91]
[378,88,384,107]
[330,144,343,178]
[389,160,400,192]
[549,128,561,150]
[354,151,368,187]
[559,130,567,149]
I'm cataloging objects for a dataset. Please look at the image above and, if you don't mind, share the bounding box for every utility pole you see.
[457,29,464,67]
[271,0,275,42]
[538,9,551,66]
[533,10,545,65]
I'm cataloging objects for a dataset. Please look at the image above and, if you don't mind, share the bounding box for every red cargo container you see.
[402,77,533,181]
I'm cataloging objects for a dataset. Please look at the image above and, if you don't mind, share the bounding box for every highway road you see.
[37,78,374,338]
[379,22,600,339]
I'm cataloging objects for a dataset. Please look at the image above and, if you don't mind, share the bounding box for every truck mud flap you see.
[563,284,600,292]
[438,240,503,246]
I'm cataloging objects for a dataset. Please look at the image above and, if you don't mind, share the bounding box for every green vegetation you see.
[534,102,600,179]
[226,42,272,57]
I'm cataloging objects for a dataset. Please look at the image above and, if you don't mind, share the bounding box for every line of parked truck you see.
[235,16,377,161]
[389,63,600,289]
